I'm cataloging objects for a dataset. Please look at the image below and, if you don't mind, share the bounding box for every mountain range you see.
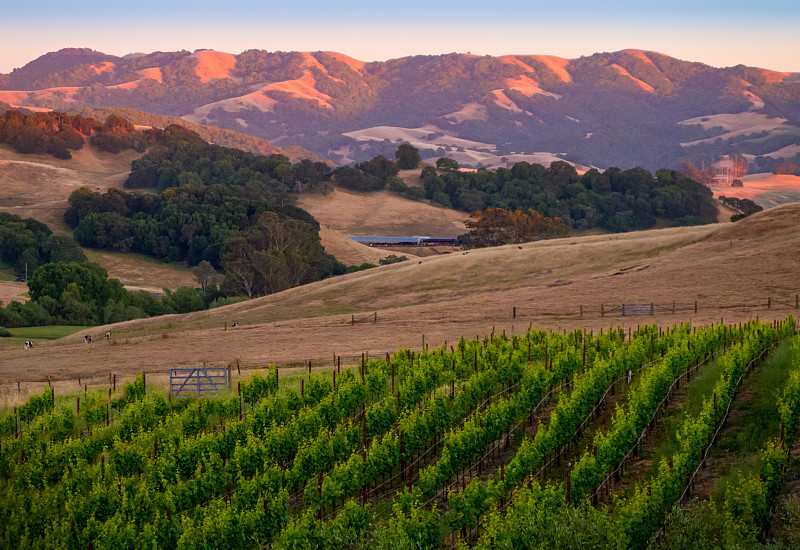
[1,47,799,171]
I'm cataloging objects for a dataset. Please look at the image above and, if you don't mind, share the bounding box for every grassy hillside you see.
[0,143,140,232]
[3,204,798,383]
[298,188,467,237]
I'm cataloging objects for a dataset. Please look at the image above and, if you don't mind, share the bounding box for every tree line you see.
[339,147,719,232]
[0,259,236,329]
[0,110,150,159]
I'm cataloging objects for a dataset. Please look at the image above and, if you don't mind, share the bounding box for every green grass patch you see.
[706,339,796,503]
[640,354,727,480]
[6,325,90,340]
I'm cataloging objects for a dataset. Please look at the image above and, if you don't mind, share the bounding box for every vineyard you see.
[1,318,799,549]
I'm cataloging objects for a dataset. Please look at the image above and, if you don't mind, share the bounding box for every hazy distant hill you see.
[2,48,799,170]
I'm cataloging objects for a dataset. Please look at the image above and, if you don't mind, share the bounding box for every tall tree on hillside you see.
[460,208,570,248]
[395,144,421,169]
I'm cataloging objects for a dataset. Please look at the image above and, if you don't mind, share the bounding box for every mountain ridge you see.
[2,48,799,171]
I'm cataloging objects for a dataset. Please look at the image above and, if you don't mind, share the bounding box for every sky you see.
[2,0,799,74]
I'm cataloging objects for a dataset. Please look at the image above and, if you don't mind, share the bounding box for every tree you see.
[460,208,570,248]
[395,144,421,170]
[436,157,460,171]
[193,260,216,290]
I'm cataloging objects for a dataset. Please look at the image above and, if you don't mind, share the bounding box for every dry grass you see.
[298,188,467,237]
[0,144,141,233]
[4,204,799,390]
[82,250,193,293]
[0,280,28,304]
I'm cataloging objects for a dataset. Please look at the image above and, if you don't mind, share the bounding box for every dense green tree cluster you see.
[0,260,223,328]
[123,124,332,196]
[393,159,717,231]
[0,213,86,278]
[333,154,399,192]
[65,184,339,274]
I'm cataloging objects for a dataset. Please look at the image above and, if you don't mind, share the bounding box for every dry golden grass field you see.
[0,144,141,233]
[298,187,467,237]
[3,204,798,395]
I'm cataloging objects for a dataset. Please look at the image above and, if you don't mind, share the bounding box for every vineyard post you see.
[695,301,698,313]
[113,374,116,393]
[337,355,340,373]
[513,306,516,319]
[333,370,336,389]
[580,305,583,317]
[77,397,80,414]
[351,315,354,325]
[796,294,799,309]
[78,376,81,388]
[308,359,311,375]
[601,304,604,317]
[16,381,20,393]
[143,371,146,390]
[301,380,304,399]
[713,392,717,433]
[362,453,368,506]
[361,353,365,384]
[14,407,18,438]
[318,473,323,519]
[373,312,377,324]
[768,297,772,309]
[400,432,406,473]
[566,462,572,504]
[391,363,395,394]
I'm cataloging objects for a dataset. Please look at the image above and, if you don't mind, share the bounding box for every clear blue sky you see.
[2,0,799,73]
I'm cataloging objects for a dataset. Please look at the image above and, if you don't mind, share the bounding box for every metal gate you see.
[170,367,228,396]
[621,303,654,316]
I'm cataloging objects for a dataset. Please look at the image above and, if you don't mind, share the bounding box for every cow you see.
[231,322,239,328]
[105,332,111,340]
[84,335,93,344]
[23,341,33,349]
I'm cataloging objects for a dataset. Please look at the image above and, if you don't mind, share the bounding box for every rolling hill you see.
[2,47,799,171]
[3,203,798,384]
